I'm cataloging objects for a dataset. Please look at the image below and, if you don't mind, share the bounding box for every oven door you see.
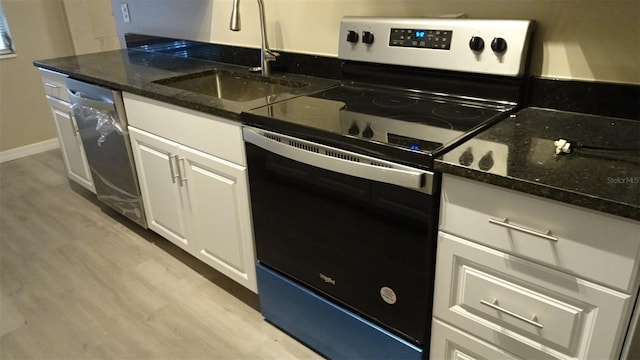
[244,127,438,344]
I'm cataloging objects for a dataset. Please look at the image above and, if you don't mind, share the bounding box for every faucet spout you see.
[230,0,241,31]
[229,0,278,76]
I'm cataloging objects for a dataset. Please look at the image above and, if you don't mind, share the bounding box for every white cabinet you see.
[39,69,94,193]
[125,94,257,293]
[430,174,640,360]
[129,128,189,248]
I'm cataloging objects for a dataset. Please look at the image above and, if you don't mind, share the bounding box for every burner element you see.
[390,115,453,130]
[322,88,365,101]
[276,104,332,118]
[432,105,484,120]
[373,96,418,107]
[274,97,346,122]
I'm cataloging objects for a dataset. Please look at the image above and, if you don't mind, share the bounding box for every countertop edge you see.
[435,161,640,222]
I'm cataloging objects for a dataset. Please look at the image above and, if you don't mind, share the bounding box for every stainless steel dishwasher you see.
[66,78,147,228]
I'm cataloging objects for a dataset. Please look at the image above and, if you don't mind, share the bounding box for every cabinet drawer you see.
[123,92,245,165]
[39,68,69,102]
[461,262,579,350]
[440,174,640,293]
[430,319,524,360]
[433,232,634,359]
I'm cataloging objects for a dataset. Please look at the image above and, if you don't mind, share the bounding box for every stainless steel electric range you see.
[242,16,535,359]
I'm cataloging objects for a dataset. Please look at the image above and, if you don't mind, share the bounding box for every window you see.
[0,2,14,55]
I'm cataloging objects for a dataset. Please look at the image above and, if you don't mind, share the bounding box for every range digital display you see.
[388,133,443,152]
[389,28,452,50]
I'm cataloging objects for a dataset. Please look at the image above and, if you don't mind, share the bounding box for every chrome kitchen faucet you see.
[229,0,279,76]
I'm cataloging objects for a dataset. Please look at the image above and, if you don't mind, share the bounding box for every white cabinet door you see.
[181,145,257,292]
[48,98,95,193]
[129,127,189,250]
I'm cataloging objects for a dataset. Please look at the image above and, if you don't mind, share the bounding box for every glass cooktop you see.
[245,83,513,167]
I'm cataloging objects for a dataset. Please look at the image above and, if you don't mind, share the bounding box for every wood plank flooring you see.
[0,150,322,359]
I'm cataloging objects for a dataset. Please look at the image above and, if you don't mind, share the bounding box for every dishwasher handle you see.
[67,88,124,134]
[243,127,434,194]
[67,88,116,113]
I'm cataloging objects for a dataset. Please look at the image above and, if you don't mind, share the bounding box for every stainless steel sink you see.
[153,69,309,102]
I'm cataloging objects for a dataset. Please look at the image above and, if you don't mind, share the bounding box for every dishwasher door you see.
[66,78,147,228]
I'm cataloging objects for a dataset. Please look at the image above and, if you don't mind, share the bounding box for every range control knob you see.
[362,126,374,139]
[348,123,360,135]
[469,36,485,51]
[362,31,375,44]
[478,151,494,171]
[491,37,507,53]
[458,147,474,166]
[347,30,359,43]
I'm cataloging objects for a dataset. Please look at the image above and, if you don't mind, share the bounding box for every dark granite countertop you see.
[34,48,338,119]
[436,107,640,221]
[34,43,640,221]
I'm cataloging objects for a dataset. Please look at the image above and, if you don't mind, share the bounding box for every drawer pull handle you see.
[488,218,559,242]
[45,82,60,88]
[480,298,544,329]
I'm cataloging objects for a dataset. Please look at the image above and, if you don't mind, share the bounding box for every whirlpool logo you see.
[319,273,336,285]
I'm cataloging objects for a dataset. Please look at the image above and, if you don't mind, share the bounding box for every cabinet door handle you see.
[45,82,60,88]
[488,217,559,242]
[178,157,188,185]
[480,298,544,329]
[168,154,179,184]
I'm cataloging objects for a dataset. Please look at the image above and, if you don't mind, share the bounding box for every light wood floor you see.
[0,149,322,360]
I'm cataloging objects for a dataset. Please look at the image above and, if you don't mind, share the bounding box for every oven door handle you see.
[243,127,434,194]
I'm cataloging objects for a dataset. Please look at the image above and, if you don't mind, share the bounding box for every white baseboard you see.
[0,138,60,163]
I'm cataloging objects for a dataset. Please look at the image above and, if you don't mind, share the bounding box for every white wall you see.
[0,0,75,152]
[0,0,121,154]
[209,0,640,84]
[110,0,212,46]
[63,0,120,55]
